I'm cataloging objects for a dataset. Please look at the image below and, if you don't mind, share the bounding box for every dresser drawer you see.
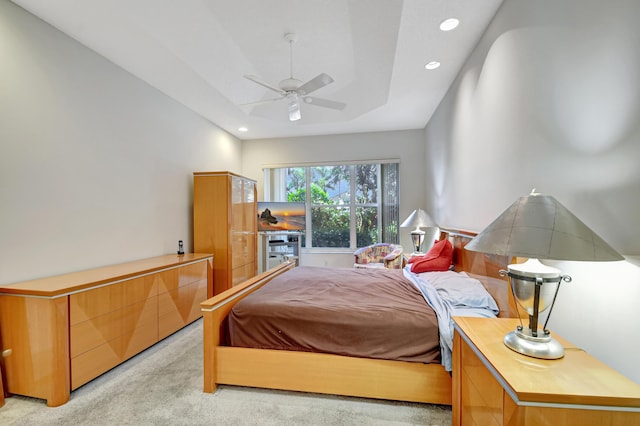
[70,275,157,326]
[70,297,158,358]
[157,262,208,336]
[71,300,158,389]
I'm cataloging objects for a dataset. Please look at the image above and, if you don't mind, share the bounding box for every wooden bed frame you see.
[200,229,519,405]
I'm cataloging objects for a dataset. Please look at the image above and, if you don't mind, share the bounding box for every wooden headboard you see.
[440,228,508,279]
[440,228,523,319]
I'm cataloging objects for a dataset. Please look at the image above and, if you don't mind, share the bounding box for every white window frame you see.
[263,159,399,252]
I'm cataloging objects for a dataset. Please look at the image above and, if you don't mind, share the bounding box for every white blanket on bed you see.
[403,268,500,371]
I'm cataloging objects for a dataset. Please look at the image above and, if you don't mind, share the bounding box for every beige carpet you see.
[2,319,452,425]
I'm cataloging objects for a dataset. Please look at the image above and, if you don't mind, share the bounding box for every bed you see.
[200,229,520,405]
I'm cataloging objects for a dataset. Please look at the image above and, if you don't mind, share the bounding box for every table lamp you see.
[400,209,437,255]
[465,189,624,359]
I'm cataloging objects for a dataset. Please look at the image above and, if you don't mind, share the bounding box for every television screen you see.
[257,202,306,232]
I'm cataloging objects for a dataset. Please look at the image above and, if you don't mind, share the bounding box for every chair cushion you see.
[354,243,403,269]
[353,262,386,269]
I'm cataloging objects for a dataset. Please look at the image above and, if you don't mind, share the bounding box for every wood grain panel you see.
[71,312,158,389]
[231,232,256,270]
[194,173,232,294]
[70,297,158,358]
[461,340,502,426]
[158,279,207,339]
[178,261,207,287]
[231,262,256,287]
[69,275,157,326]
[456,318,640,407]
[518,404,640,426]
[443,229,525,320]
[453,317,640,425]
[216,346,452,404]
[0,254,212,297]
[194,172,256,295]
[0,295,69,406]
[0,255,212,406]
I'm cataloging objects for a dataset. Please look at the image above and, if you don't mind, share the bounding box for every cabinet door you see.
[231,176,256,232]
[231,176,243,231]
[460,339,504,426]
[158,261,208,339]
[230,176,256,284]
[232,261,257,286]
[69,275,158,389]
[0,295,70,405]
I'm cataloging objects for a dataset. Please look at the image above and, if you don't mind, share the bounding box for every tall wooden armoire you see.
[193,171,257,296]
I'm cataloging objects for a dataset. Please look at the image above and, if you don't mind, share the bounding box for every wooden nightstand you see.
[452,317,640,425]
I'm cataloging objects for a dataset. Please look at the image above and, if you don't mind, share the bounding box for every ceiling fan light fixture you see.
[288,99,301,121]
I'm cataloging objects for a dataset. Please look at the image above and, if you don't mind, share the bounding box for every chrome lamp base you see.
[409,229,425,255]
[504,328,564,360]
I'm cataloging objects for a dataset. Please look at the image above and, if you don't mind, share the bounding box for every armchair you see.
[353,243,404,269]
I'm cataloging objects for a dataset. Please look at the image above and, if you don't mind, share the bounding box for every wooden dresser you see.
[452,317,640,425]
[194,171,257,295]
[0,253,212,407]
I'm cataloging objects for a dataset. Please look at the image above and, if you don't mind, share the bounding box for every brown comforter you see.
[228,266,441,364]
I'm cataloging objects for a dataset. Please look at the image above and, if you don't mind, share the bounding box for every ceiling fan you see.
[243,33,346,122]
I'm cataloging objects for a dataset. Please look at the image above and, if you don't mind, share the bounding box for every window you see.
[264,162,399,249]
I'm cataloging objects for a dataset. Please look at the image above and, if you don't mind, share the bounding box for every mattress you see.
[228,266,441,364]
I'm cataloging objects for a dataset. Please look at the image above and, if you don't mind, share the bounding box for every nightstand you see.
[452,317,640,425]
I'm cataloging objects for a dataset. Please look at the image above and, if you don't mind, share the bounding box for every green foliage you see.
[311,206,350,247]
[283,164,398,248]
[287,184,332,204]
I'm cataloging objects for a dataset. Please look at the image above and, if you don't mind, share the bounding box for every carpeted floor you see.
[1,319,452,425]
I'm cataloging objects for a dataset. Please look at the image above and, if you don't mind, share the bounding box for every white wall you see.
[242,130,426,267]
[424,0,640,382]
[0,1,242,284]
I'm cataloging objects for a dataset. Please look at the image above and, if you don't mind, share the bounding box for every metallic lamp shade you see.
[465,190,623,360]
[464,192,624,261]
[400,209,436,229]
[401,209,437,254]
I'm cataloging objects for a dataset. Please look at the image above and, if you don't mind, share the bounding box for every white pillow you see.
[417,270,499,314]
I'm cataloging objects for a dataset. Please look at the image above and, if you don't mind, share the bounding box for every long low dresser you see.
[0,253,213,407]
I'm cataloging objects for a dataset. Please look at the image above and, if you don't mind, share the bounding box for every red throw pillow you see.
[407,241,438,263]
[410,239,453,273]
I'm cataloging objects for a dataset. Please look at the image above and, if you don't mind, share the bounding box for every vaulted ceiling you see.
[12,0,503,140]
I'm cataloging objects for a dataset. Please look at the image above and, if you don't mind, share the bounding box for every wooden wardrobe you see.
[194,171,257,296]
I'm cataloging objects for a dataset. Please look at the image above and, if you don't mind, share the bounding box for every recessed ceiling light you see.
[440,18,460,31]
[425,61,441,70]
[238,127,248,132]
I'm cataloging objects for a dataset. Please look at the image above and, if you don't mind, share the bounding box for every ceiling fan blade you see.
[296,73,334,95]
[239,96,285,106]
[288,98,301,121]
[303,96,346,110]
[244,75,286,95]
